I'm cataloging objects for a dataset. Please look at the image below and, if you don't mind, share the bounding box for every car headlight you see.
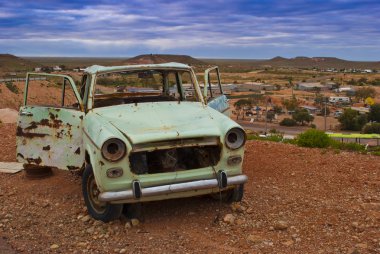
[101,138,126,162]
[225,128,246,150]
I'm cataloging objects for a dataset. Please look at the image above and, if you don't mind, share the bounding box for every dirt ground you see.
[0,123,379,253]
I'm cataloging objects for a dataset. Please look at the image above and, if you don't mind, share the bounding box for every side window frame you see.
[24,72,83,111]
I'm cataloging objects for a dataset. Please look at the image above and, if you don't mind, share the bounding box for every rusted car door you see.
[16,73,85,170]
[203,67,230,116]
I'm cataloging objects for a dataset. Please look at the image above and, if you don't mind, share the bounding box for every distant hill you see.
[123,54,207,66]
[259,56,380,70]
[0,54,38,74]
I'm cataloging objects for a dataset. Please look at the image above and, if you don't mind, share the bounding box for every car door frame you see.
[203,66,230,116]
[16,72,85,170]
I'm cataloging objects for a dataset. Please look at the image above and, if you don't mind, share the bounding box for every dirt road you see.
[0,123,379,253]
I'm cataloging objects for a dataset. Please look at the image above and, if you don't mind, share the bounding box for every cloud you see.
[0,0,379,60]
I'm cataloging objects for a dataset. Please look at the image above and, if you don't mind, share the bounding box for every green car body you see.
[16,63,247,220]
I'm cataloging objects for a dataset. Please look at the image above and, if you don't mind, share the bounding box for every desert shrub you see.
[330,140,366,152]
[310,124,316,129]
[297,129,331,148]
[368,104,380,122]
[372,151,380,156]
[338,108,367,131]
[5,81,18,94]
[266,134,283,142]
[280,118,297,126]
[292,108,314,125]
[362,123,380,134]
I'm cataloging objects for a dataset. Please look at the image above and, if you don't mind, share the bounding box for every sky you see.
[0,0,379,60]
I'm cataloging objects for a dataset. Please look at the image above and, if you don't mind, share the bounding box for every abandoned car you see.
[16,63,247,221]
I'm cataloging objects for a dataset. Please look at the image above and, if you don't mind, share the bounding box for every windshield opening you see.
[93,69,197,108]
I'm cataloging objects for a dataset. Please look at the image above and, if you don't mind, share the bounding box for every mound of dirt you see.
[124,54,208,66]
[0,124,379,253]
[0,109,18,124]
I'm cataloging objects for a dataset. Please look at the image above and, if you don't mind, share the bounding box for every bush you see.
[297,129,331,148]
[292,108,314,125]
[5,81,18,94]
[280,118,297,126]
[338,108,368,131]
[330,140,366,152]
[362,123,380,134]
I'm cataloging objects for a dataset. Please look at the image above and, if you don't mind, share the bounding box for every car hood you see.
[91,102,225,144]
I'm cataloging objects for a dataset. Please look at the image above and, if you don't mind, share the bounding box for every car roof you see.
[84,62,192,74]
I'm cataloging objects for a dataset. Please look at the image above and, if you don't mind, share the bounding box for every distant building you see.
[297,82,328,91]
[53,66,62,71]
[233,82,275,92]
[34,67,41,72]
[334,86,355,94]
[329,96,350,104]
[301,105,318,114]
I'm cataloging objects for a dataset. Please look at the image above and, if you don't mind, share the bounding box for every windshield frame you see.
[86,67,204,110]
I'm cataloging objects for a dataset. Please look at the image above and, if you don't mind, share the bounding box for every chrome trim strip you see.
[98,174,248,202]
[132,137,220,152]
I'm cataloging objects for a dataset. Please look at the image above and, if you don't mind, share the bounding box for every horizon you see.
[1,0,380,61]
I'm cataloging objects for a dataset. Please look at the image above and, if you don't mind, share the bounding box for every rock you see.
[223,214,235,224]
[125,222,132,229]
[247,234,264,244]
[355,243,368,249]
[236,218,244,225]
[86,226,95,234]
[246,208,254,214]
[131,218,140,226]
[81,215,91,223]
[274,221,288,231]
[352,222,359,228]
[282,240,294,246]
[119,249,127,254]
[231,203,246,213]
[50,244,59,249]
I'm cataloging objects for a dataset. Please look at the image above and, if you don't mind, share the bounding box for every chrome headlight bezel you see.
[101,138,127,162]
[225,128,246,150]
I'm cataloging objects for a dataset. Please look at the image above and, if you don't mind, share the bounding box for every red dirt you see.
[0,125,379,253]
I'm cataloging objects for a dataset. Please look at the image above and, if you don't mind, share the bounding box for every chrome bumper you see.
[98,174,248,202]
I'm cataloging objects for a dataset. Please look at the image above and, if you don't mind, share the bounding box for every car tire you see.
[82,164,123,222]
[211,184,244,203]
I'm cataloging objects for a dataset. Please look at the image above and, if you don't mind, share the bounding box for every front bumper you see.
[98,174,248,202]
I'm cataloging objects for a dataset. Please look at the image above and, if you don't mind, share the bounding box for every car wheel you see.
[82,164,123,222]
[211,184,244,203]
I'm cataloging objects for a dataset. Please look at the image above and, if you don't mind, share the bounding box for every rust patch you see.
[16,126,48,138]
[26,157,42,165]
[17,153,24,159]
[25,121,38,130]
[79,115,83,120]
[67,165,80,170]
[43,145,51,151]
[75,147,81,154]
[99,161,105,166]
[39,118,63,129]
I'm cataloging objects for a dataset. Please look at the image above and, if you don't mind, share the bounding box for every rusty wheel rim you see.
[87,173,106,214]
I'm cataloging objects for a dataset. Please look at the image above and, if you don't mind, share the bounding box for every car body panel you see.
[16,73,84,170]
[16,62,246,204]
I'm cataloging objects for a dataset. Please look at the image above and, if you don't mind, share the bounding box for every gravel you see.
[0,124,379,253]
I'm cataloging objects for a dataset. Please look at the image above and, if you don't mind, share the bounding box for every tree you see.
[282,97,299,111]
[368,103,380,122]
[338,108,368,131]
[292,108,314,125]
[362,123,380,134]
[355,87,376,102]
[273,105,283,114]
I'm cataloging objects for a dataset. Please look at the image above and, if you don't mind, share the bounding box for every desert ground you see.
[0,123,379,253]
[0,55,379,253]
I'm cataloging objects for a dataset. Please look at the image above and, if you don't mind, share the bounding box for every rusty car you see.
[16,62,247,221]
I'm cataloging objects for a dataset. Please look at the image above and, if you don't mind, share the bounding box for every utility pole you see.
[324,97,327,131]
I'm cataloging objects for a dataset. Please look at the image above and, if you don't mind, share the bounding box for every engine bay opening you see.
[129,145,221,174]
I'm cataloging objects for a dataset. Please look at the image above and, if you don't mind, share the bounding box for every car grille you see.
[129,144,221,174]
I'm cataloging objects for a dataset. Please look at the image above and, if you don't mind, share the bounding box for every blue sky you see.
[0,0,379,60]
